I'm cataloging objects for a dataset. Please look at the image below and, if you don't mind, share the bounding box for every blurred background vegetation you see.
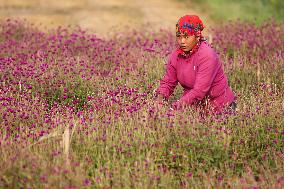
[1,0,282,37]
[181,0,284,23]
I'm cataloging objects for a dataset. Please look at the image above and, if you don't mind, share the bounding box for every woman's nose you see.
[181,37,186,43]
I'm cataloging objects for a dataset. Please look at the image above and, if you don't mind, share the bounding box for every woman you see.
[156,15,236,114]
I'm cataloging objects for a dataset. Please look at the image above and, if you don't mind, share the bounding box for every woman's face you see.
[176,34,198,52]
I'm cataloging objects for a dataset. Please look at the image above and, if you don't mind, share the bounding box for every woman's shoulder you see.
[165,49,179,64]
[198,41,218,59]
[169,49,179,59]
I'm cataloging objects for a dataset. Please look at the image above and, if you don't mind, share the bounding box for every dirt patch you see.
[0,0,212,37]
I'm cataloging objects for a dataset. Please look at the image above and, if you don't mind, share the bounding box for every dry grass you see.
[0,0,212,37]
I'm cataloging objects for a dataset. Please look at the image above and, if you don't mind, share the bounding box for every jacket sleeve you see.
[156,55,178,99]
[179,52,220,104]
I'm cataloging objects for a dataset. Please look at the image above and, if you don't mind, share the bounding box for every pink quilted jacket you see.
[157,42,235,113]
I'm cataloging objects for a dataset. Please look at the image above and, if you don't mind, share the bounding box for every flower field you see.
[0,19,283,188]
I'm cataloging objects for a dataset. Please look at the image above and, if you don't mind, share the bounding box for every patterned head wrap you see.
[176,15,206,57]
[176,15,204,38]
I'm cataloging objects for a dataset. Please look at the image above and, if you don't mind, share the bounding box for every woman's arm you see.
[156,56,178,100]
[178,52,220,105]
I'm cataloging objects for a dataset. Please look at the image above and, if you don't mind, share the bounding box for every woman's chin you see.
[182,49,190,53]
[180,47,190,52]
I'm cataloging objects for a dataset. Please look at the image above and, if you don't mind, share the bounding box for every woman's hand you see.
[152,94,167,110]
[171,100,186,110]
[153,100,164,110]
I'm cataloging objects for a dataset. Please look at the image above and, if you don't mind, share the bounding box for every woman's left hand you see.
[171,100,186,110]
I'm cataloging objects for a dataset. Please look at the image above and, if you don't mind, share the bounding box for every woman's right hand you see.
[153,94,167,110]
[171,100,186,110]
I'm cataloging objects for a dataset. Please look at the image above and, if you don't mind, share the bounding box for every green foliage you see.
[30,75,94,111]
[180,0,284,23]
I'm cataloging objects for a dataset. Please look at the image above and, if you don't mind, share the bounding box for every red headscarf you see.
[176,15,206,57]
[176,15,204,37]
